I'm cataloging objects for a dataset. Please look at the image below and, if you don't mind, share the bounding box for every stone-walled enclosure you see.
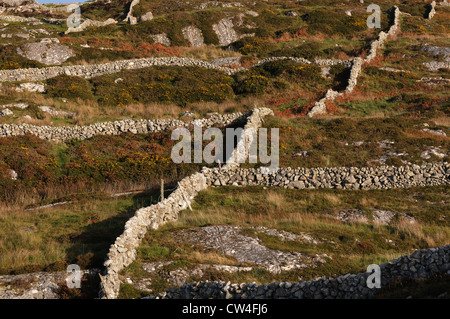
[98,107,274,299]
[148,245,450,299]
[99,171,209,299]
[0,2,448,300]
[97,106,449,299]
[307,6,401,117]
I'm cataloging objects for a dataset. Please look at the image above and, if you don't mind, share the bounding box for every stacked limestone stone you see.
[223,107,274,169]
[0,55,355,84]
[204,162,449,190]
[98,107,272,299]
[365,6,400,63]
[0,112,245,143]
[99,172,209,299]
[307,6,401,117]
[0,57,240,82]
[428,1,437,19]
[149,245,450,299]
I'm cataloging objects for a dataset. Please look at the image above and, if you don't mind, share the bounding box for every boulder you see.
[17,39,75,65]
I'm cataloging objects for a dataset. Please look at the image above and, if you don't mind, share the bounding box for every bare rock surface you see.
[17,39,75,65]
[213,17,239,46]
[175,225,327,274]
[182,25,205,47]
[150,33,171,46]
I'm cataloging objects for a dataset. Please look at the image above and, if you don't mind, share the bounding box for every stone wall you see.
[98,107,272,299]
[224,107,274,169]
[0,57,239,83]
[428,1,437,19]
[0,112,246,143]
[99,171,209,299]
[0,52,342,84]
[149,244,450,299]
[0,53,357,85]
[307,6,401,117]
[123,0,139,24]
[97,106,448,299]
[203,162,449,190]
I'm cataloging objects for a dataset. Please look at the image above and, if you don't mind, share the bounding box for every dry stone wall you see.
[307,6,401,117]
[223,107,274,169]
[203,162,449,190]
[98,107,272,299]
[0,57,240,82]
[99,171,209,299]
[97,106,448,299]
[0,54,350,84]
[428,1,437,19]
[148,244,450,299]
[0,112,246,143]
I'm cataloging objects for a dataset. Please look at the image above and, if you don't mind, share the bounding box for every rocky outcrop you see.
[15,82,45,93]
[0,269,100,299]
[182,25,205,47]
[1,0,37,5]
[139,11,153,22]
[150,33,171,46]
[422,46,450,71]
[176,225,326,274]
[17,38,75,66]
[148,245,450,299]
[64,18,117,35]
[213,17,239,46]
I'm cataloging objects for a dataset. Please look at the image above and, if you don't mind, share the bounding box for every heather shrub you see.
[92,66,235,106]
[229,37,278,57]
[398,2,429,18]
[302,9,367,36]
[269,41,326,60]
[234,74,270,95]
[251,8,301,38]
[80,0,130,20]
[254,60,325,83]
[46,75,94,100]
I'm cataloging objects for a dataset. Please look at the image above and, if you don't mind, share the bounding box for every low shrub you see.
[92,66,235,106]
[46,75,95,100]
[302,9,367,36]
[229,37,278,57]
[234,74,270,95]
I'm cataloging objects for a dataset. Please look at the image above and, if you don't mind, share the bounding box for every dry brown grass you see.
[188,251,238,266]
[179,45,241,61]
[390,217,436,247]
[430,116,450,128]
